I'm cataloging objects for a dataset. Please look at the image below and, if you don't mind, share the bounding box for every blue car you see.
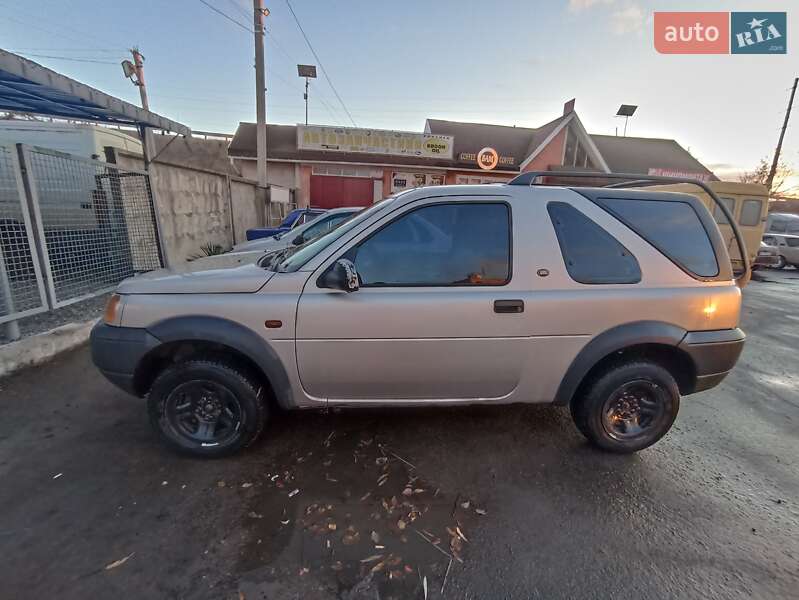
[245,208,326,241]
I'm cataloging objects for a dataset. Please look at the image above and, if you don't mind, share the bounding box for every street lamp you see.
[616,104,638,137]
[297,64,317,126]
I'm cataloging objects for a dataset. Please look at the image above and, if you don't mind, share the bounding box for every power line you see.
[12,52,119,65]
[284,0,357,127]
[197,0,252,33]
[225,0,252,22]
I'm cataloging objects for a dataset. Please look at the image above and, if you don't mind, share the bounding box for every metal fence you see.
[0,145,48,326]
[1,143,162,334]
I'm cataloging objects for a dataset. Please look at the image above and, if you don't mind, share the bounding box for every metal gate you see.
[19,145,163,308]
[0,144,48,326]
[1,143,164,335]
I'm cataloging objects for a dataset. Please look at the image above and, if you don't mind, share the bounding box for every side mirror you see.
[292,234,304,246]
[320,259,360,292]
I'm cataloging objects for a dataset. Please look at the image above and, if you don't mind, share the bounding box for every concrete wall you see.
[235,159,296,190]
[112,150,272,264]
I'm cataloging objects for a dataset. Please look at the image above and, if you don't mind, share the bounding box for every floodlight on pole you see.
[615,104,638,137]
[297,64,317,126]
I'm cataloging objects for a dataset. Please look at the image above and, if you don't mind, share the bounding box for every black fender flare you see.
[146,315,293,409]
[553,321,688,406]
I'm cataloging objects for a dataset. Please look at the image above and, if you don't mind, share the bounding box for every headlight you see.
[103,294,124,326]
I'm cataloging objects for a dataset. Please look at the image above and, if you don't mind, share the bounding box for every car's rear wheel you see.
[571,361,680,453]
[147,360,267,457]
[775,255,787,269]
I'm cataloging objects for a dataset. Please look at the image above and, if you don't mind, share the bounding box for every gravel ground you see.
[0,273,797,599]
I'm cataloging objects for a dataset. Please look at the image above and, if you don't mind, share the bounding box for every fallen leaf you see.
[217,480,226,488]
[105,552,135,570]
[402,487,413,497]
[241,482,253,489]
[322,459,332,467]
[404,564,414,573]
[52,473,63,480]
[331,561,344,571]
[460,500,470,509]
[327,522,337,531]
[455,525,468,542]
[475,508,487,515]
[423,575,428,599]
[288,489,300,498]
[359,491,371,502]
[280,519,290,525]
[360,554,383,563]
[247,511,263,519]
[342,527,360,545]
[397,519,407,531]
[371,561,386,573]
[371,530,380,544]
[299,567,309,576]
[325,474,338,483]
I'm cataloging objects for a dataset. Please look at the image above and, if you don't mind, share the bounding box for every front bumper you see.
[90,321,161,395]
[753,254,780,268]
[679,328,745,393]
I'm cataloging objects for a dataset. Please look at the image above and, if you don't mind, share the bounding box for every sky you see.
[0,0,796,180]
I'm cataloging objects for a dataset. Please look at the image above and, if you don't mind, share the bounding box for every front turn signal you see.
[103,294,124,326]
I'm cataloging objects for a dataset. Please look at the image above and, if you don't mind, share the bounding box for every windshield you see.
[272,198,397,273]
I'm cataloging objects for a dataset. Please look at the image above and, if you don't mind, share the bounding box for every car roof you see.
[764,232,799,239]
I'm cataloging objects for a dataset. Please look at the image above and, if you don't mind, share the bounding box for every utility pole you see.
[130,48,149,111]
[253,0,268,187]
[767,77,798,191]
[304,77,309,126]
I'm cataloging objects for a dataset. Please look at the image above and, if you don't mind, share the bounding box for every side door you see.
[294,198,527,402]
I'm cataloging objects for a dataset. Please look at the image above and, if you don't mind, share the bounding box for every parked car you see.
[91,179,747,458]
[233,207,359,253]
[245,208,325,241]
[765,212,799,235]
[752,240,780,270]
[762,233,799,269]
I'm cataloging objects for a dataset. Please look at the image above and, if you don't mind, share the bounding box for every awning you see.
[0,49,190,136]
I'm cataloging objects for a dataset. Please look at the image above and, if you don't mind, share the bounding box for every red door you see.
[310,175,374,209]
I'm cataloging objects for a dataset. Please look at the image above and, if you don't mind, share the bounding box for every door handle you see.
[494,299,524,314]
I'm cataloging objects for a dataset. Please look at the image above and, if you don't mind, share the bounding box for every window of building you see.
[547,202,641,284]
[599,197,719,278]
[739,199,763,227]
[712,197,736,224]
[350,203,511,286]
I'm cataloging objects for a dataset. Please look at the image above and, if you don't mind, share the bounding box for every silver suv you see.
[91,175,747,457]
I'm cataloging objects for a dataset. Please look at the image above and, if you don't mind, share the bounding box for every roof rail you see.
[507,170,750,287]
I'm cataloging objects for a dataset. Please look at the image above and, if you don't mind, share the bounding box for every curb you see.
[0,319,96,378]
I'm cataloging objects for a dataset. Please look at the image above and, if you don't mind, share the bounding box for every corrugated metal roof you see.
[0,50,190,135]
[590,134,715,179]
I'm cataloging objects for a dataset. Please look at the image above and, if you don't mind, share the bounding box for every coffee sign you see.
[477,147,499,170]
[459,148,513,169]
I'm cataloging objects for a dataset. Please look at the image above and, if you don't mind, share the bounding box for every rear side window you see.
[547,202,641,284]
[787,238,799,248]
[770,220,787,232]
[712,197,736,224]
[739,199,762,226]
[599,198,719,278]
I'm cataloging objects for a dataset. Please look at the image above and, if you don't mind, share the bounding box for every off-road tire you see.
[571,361,680,453]
[147,359,267,458]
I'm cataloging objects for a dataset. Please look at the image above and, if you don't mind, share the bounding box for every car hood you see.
[116,260,274,294]
[233,236,291,253]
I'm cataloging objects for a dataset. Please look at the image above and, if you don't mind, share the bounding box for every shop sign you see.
[299,125,453,159]
[391,172,445,192]
[459,149,514,168]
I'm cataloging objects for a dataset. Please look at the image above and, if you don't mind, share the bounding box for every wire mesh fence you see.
[0,145,47,325]
[23,146,162,307]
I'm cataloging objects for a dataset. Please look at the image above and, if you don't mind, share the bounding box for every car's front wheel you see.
[571,361,680,453]
[147,360,267,457]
